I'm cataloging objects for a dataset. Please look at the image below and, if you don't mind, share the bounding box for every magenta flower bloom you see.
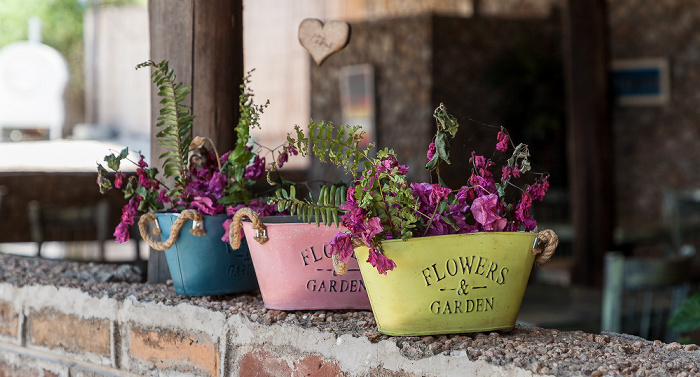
[496,131,510,152]
[114,172,125,189]
[277,151,288,168]
[325,232,355,263]
[156,189,171,204]
[426,142,436,160]
[366,248,396,275]
[527,177,550,201]
[428,184,451,206]
[114,222,130,243]
[207,172,227,198]
[121,198,139,224]
[137,155,148,168]
[219,150,232,165]
[471,194,506,231]
[190,196,223,216]
[244,156,265,180]
[360,217,384,247]
[469,152,487,168]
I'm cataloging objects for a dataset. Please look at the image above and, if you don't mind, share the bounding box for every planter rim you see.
[242,215,342,226]
[372,231,537,246]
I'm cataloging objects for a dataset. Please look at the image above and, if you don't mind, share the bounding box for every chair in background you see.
[601,248,695,342]
[27,200,110,260]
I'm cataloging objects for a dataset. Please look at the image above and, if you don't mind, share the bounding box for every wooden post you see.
[147,0,243,283]
[561,0,613,286]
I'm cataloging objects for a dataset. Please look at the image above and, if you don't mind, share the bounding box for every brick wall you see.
[0,283,536,377]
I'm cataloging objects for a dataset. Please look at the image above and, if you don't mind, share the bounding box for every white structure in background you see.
[0,17,69,141]
[82,5,150,158]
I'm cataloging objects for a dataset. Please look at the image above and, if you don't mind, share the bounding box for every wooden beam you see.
[147,0,243,283]
[561,0,614,286]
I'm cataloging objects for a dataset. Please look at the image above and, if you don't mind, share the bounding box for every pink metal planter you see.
[230,209,371,310]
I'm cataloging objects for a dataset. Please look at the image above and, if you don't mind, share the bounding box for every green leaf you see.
[669,293,700,333]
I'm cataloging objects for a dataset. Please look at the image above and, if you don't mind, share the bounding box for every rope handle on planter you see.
[332,238,365,276]
[531,229,559,264]
[229,207,268,250]
[138,209,206,251]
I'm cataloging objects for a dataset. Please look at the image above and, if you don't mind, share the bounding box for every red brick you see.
[293,355,345,377]
[128,327,218,377]
[0,301,18,338]
[238,346,292,377]
[0,361,60,377]
[28,310,110,356]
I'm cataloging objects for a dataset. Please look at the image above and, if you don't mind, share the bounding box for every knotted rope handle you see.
[532,229,558,264]
[333,238,364,276]
[229,207,268,250]
[138,209,206,251]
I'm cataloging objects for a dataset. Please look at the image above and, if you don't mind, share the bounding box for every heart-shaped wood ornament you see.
[298,18,351,65]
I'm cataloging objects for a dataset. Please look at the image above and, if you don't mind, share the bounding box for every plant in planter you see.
[226,123,372,311]
[97,60,284,295]
[269,103,558,335]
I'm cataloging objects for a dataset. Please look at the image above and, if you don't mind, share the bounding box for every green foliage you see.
[136,60,194,197]
[426,103,459,186]
[220,71,269,206]
[272,119,420,241]
[286,120,367,179]
[273,184,347,227]
[358,148,420,241]
[669,293,700,338]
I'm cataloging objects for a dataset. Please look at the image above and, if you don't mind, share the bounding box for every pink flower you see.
[244,156,265,180]
[325,232,355,263]
[114,172,125,189]
[428,184,451,206]
[360,217,384,247]
[471,194,506,231]
[426,142,436,160]
[501,166,521,181]
[277,151,288,168]
[156,189,171,204]
[366,248,396,275]
[121,198,139,224]
[469,152,487,168]
[207,172,227,198]
[137,155,148,168]
[190,196,223,215]
[114,222,130,243]
[496,130,510,152]
[527,176,550,201]
[219,150,232,165]
[221,218,234,243]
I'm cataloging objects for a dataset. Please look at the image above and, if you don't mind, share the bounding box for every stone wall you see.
[310,1,700,244]
[308,16,434,184]
[309,14,563,194]
[608,0,700,228]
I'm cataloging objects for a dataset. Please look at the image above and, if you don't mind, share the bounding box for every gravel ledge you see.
[1,254,699,376]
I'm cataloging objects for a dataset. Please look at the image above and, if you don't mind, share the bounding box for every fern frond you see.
[271,185,346,227]
[137,60,194,180]
[286,120,371,179]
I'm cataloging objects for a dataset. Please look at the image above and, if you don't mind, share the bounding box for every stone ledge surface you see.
[0,254,698,376]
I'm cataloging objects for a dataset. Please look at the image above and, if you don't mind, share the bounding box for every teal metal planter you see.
[154,212,258,296]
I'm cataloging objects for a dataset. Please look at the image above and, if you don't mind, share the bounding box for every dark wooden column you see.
[562,0,614,286]
[147,0,244,283]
